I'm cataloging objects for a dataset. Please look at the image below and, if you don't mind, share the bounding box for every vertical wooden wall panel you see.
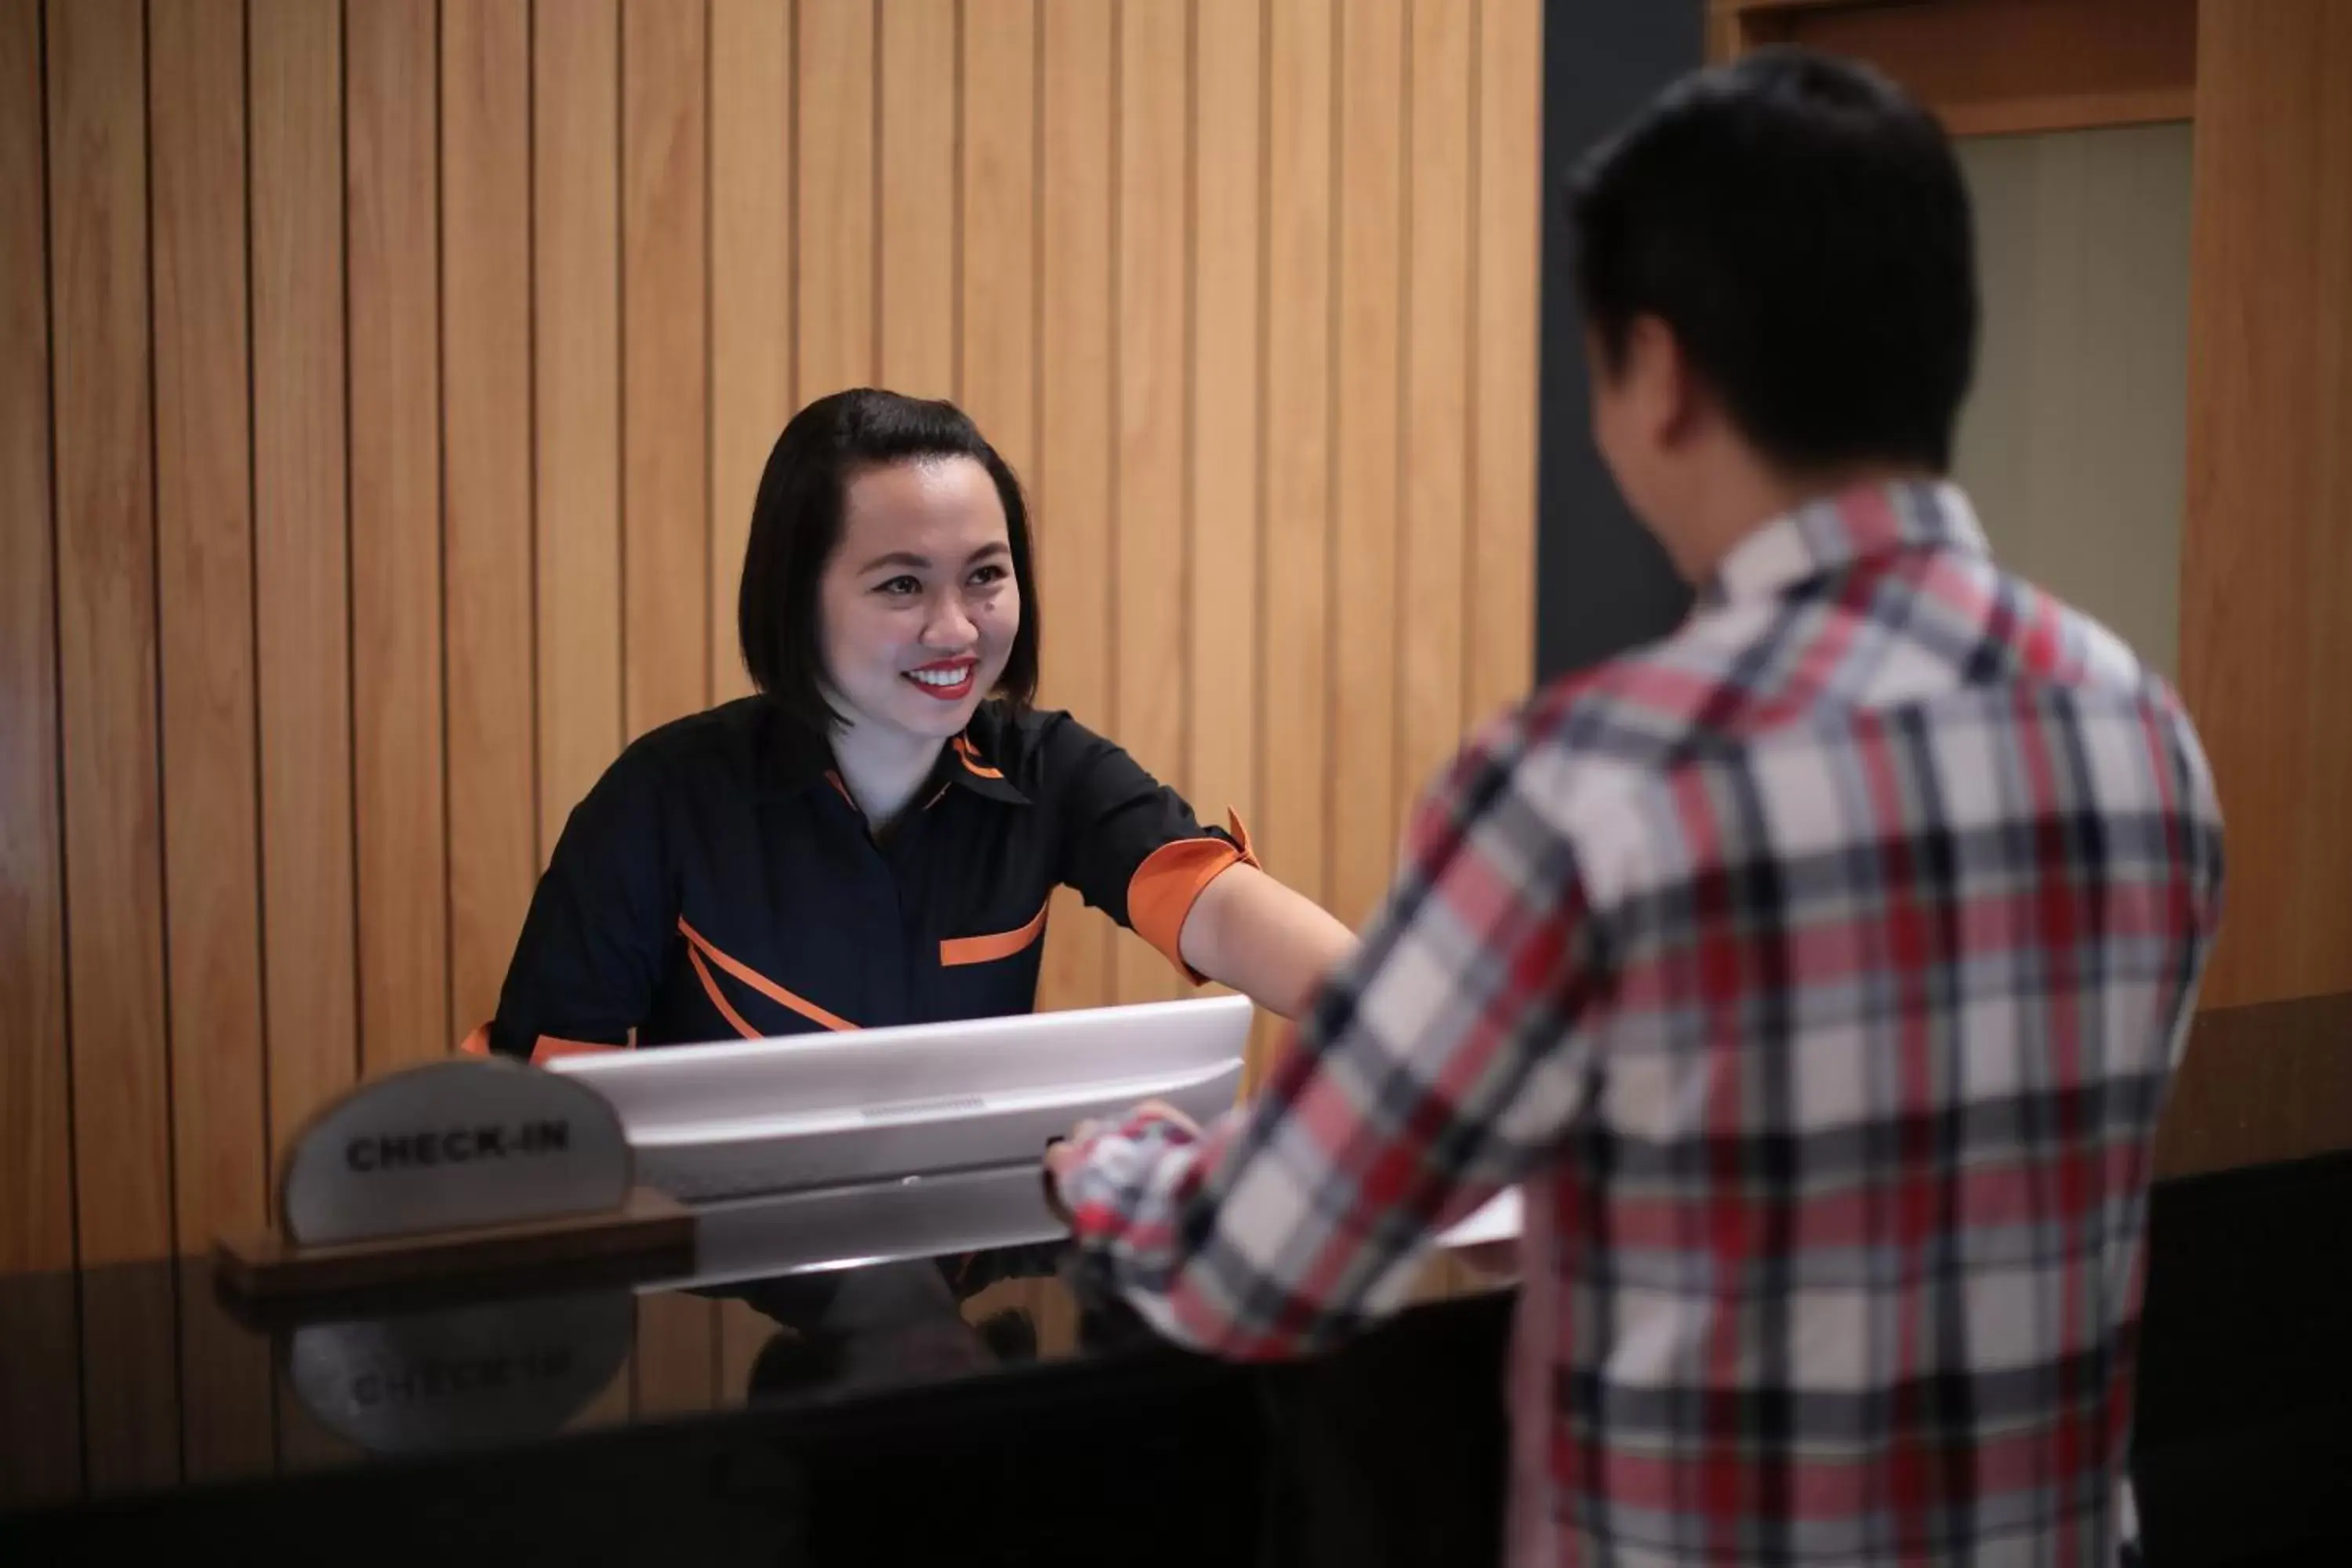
[797,0,876,398]
[49,0,169,1266]
[1258,0,1334,914]
[1112,0,1191,1005]
[349,0,447,1079]
[443,0,538,1044]
[50,7,180,1489]
[252,0,358,1173]
[1189,0,1260,854]
[154,0,267,1258]
[1328,0,1406,929]
[1034,0,1116,1013]
[2179,0,2352,1010]
[959,0,1036,471]
[622,0,710,739]
[0,0,69,1279]
[1469,0,1540,724]
[0,0,81,1501]
[1398,0,1471,811]
[533,0,623,855]
[879,0,957,398]
[710,0,791,706]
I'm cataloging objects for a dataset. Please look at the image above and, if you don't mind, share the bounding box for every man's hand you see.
[1041,1100,1204,1224]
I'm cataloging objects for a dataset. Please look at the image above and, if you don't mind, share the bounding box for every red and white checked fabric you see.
[1056,481,2225,1566]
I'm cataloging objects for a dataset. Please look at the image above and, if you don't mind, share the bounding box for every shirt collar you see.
[1697,479,1989,611]
[754,702,1030,805]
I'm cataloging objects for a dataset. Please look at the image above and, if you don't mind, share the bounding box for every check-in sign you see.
[281,1058,633,1246]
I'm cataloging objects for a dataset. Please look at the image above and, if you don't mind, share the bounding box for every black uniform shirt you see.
[477,697,1252,1062]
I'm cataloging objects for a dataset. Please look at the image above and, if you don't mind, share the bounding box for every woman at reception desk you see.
[466,389,1354,1064]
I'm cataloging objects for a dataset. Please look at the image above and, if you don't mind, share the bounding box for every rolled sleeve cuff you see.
[1124,809,1263,983]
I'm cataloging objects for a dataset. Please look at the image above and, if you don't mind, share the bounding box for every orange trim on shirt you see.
[687,946,764,1040]
[1126,809,1260,983]
[677,915,858,1033]
[952,734,1004,779]
[457,1022,624,1064]
[939,898,1051,967]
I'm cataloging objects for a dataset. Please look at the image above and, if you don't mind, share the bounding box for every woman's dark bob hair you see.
[737,388,1040,729]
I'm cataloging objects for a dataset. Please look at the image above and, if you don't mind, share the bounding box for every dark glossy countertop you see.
[0,1157,1519,1561]
[5,1152,2351,1566]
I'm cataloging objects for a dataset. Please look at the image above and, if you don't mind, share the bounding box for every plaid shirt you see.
[1057,481,2225,1566]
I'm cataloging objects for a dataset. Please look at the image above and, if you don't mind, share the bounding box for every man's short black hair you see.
[1569,47,1978,474]
[738,388,1040,728]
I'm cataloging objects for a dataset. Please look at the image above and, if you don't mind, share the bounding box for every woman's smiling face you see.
[815,456,1020,740]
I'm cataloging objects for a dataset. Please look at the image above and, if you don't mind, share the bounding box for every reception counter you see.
[3,1152,2350,1565]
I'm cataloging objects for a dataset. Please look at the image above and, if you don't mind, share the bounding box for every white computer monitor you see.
[549,994,1253,1203]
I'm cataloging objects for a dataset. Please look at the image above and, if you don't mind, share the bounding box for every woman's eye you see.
[875,575,921,597]
[967,564,1007,587]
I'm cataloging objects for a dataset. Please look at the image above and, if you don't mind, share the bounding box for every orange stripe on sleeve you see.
[1125,810,1260,984]
[939,898,1052,967]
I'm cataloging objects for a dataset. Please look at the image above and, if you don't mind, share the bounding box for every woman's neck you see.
[829,720,946,834]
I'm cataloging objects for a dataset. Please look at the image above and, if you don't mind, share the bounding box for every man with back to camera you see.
[1047,48,2225,1566]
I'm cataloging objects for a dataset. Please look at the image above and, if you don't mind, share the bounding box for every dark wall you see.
[1535,1,1705,681]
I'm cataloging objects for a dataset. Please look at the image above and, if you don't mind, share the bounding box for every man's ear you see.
[1639,317,1707,449]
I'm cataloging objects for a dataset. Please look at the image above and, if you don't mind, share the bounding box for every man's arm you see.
[1051,724,1610,1358]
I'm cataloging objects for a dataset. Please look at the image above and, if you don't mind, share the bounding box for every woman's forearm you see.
[1178,863,1358,1020]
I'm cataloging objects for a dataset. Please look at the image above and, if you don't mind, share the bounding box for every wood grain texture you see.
[1328,0,1406,931]
[621,0,710,739]
[443,0,539,1046]
[1469,0,1540,724]
[0,0,75,1276]
[879,0,957,398]
[252,0,358,1185]
[1772,0,2195,138]
[1189,0,1261,862]
[533,0,624,858]
[348,0,448,1079]
[710,0,792,706]
[2180,0,2352,1009]
[49,0,171,1265]
[2157,993,2352,1179]
[1033,0,1116,1014]
[797,0,877,398]
[632,1290,719,1415]
[1259,0,1334,913]
[1399,0,1471,820]
[1112,0,1191,1006]
[153,0,267,1250]
[958,0,1037,473]
[717,1296,771,1406]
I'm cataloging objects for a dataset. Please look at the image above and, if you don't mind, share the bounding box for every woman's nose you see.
[923,593,978,648]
